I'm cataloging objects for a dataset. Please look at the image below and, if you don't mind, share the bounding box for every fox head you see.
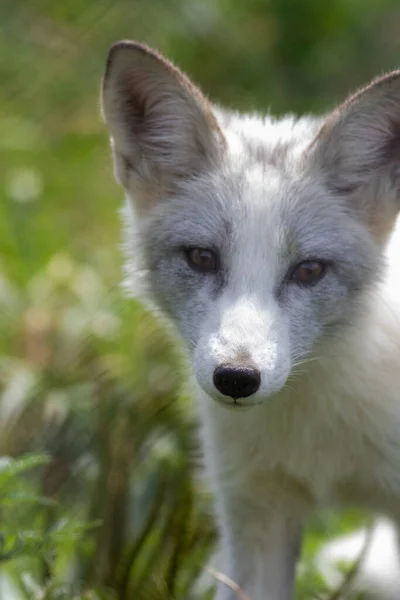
[101,41,400,409]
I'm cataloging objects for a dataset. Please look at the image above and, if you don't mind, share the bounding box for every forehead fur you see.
[139,111,376,275]
[215,107,324,172]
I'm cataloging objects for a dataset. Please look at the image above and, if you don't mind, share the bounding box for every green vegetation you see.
[1,1,399,597]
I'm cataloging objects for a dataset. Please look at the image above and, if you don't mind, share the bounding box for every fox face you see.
[102,42,400,409]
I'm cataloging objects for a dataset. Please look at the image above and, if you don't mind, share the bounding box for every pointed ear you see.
[309,71,400,239]
[101,41,225,209]
[312,71,400,191]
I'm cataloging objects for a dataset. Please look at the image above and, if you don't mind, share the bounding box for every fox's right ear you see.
[101,41,225,210]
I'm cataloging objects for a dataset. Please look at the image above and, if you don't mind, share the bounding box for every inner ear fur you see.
[101,41,226,201]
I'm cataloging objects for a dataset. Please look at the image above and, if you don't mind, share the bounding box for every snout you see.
[193,296,291,408]
[194,343,290,409]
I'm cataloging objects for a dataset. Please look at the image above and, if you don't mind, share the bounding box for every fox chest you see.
[200,394,400,504]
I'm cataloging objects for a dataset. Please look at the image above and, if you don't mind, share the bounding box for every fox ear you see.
[310,71,400,239]
[101,41,225,208]
[313,71,400,191]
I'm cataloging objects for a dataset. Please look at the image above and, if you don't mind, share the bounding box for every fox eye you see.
[184,248,218,273]
[289,260,327,285]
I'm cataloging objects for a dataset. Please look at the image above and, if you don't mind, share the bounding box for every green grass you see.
[1,1,399,597]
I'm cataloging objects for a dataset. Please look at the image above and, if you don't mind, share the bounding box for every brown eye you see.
[290,260,327,285]
[185,248,218,273]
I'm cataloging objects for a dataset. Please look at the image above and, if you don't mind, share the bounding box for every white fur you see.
[101,43,400,599]
[199,218,400,599]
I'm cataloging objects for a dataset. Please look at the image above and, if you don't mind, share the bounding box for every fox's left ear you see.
[101,41,225,210]
[310,70,400,239]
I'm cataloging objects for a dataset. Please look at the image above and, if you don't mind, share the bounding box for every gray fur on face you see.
[101,43,400,407]
[122,149,381,407]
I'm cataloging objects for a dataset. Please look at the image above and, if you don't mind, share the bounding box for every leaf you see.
[0,454,51,491]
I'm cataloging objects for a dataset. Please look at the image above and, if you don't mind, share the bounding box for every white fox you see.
[101,41,400,600]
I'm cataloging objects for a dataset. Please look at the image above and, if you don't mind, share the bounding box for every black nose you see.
[213,365,261,399]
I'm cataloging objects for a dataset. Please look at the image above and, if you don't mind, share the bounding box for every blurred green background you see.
[1,1,400,598]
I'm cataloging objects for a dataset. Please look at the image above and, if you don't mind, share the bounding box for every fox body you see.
[101,42,400,599]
